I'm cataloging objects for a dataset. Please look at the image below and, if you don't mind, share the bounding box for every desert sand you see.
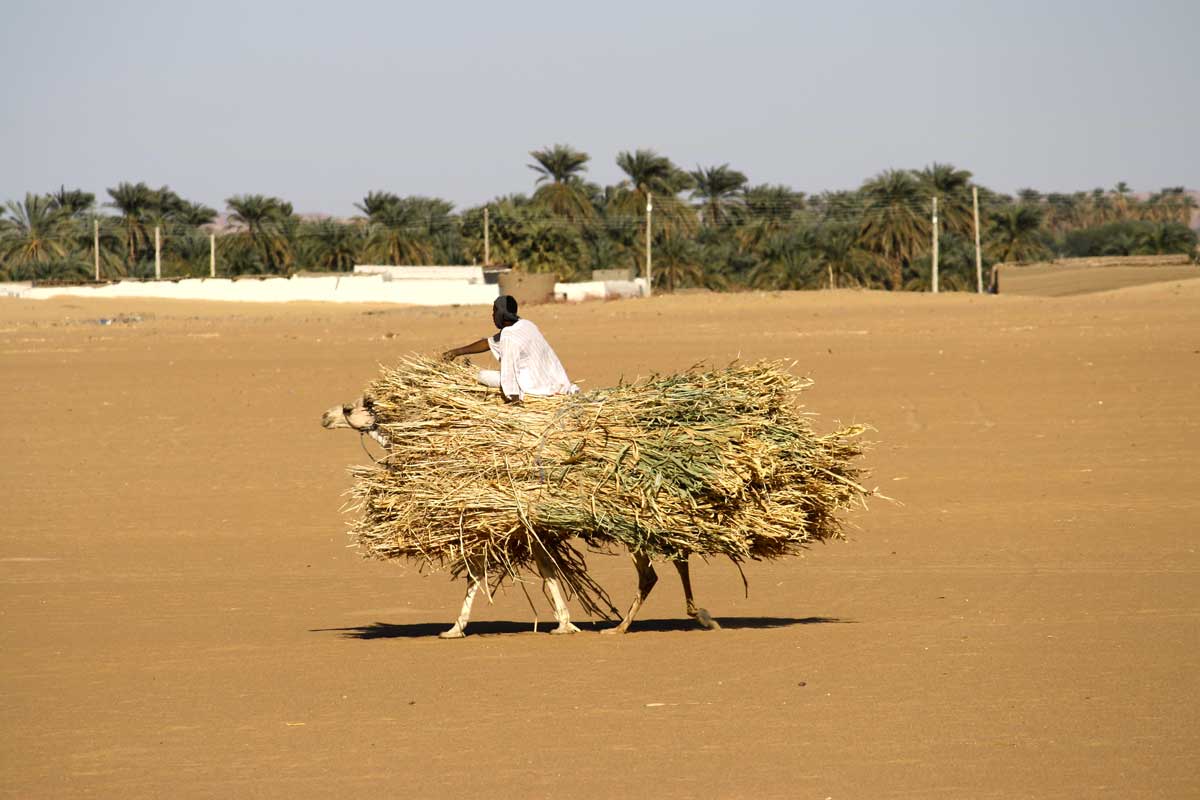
[2,280,1198,798]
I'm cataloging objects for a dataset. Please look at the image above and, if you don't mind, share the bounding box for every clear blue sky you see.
[3,0,1197,216]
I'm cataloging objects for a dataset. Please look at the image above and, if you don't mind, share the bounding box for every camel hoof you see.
[694,609,721,630]
[438,628,466,639]
[551,623,581,635]
[600,625,628,635]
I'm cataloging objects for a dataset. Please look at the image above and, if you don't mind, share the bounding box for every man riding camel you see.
[442,295,579,402]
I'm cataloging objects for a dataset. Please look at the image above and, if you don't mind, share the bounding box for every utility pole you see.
[483,206,490,266]
[210,233,216,278]
[931,196,939,294]
[154,226,162,280]
[972,185,983,293]
[645,192,653,297]
[93,219,100,281]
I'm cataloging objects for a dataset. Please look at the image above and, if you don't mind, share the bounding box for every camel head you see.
[321,396,377,433]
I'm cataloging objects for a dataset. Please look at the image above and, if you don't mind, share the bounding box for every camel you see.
[322,396,721,638]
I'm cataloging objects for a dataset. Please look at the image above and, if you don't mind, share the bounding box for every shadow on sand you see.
[313,616,851,640]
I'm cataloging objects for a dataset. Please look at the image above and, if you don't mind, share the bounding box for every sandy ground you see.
[997,263,1199,297]
[2,281,1198,799]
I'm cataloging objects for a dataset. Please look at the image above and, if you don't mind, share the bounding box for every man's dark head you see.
[492,295,519,329]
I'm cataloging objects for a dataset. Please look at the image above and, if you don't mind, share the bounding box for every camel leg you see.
[674,558,720,630]
[533,548,579,635]
[603,552,658,635]
[439,578,481,639]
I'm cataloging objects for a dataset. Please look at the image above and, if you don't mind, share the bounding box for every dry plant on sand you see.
[346,356,873,617]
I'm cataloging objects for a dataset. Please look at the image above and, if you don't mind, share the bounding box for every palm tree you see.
[1174,191,1198,227]
[653,234,708,292]
[1112,181,1134,219]
[986,205,1049,264]
[818,221,876,288]
[1136,222,1197,256]
[529,144,589,183]
[115,187,214,276]
[859,170,930,290]
[610,149,697,238]
[1016,188,1043,205]
[157,228,215,277]
[0,193,71,271]
[464,198,586,278]
[528,144,595,222]
[917,163,974,238]
[810,190,859,224]
[356,193,457,264]
[298,219,364,272]
[1085,188,1115,226]
[615,149,693,196]
[736,184,805,255]
[70,215,126,279]
[903,258,971,292]
[175,200,218,227]
[748,228,826,290]
[102,184,216,275]
[405,196,460,263]
[1044,193,1082,233]
[225,194,295,273]
[363,199,435,265]
[689,164,748,227]
[689,230,748,288]
[1100,228,1141,257]
[604,149,700,275]
[48,186,95,218]
[582,230,633,277]
[355,191,402,219]
[586,197,639,276]
[1147,187,1199,226]
[106,182,155,270]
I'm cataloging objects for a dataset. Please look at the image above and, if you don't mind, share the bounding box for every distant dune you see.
[996,254,1198,296]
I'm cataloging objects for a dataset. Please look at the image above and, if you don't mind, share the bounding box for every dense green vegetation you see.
[2,152,1196,289]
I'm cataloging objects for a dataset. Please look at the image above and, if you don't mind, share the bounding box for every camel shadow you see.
[314,616,850,640]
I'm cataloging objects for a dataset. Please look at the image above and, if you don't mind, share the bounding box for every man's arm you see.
[441,338,491,360]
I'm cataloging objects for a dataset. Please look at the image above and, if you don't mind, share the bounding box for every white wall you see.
[555,278,648,302]
[353,265,485,284]
[0,282,33,298]
[2,275,648,305]
[7,275,498,305]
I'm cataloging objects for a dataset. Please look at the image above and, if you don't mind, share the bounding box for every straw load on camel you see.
[323,355,873,636]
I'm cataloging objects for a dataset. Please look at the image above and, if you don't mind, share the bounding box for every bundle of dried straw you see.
[346,356,871,614]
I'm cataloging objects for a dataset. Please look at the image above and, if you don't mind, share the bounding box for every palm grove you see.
[2,146,1196,290]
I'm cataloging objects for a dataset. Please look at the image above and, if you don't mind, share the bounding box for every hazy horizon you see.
[3,0,1197,216]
